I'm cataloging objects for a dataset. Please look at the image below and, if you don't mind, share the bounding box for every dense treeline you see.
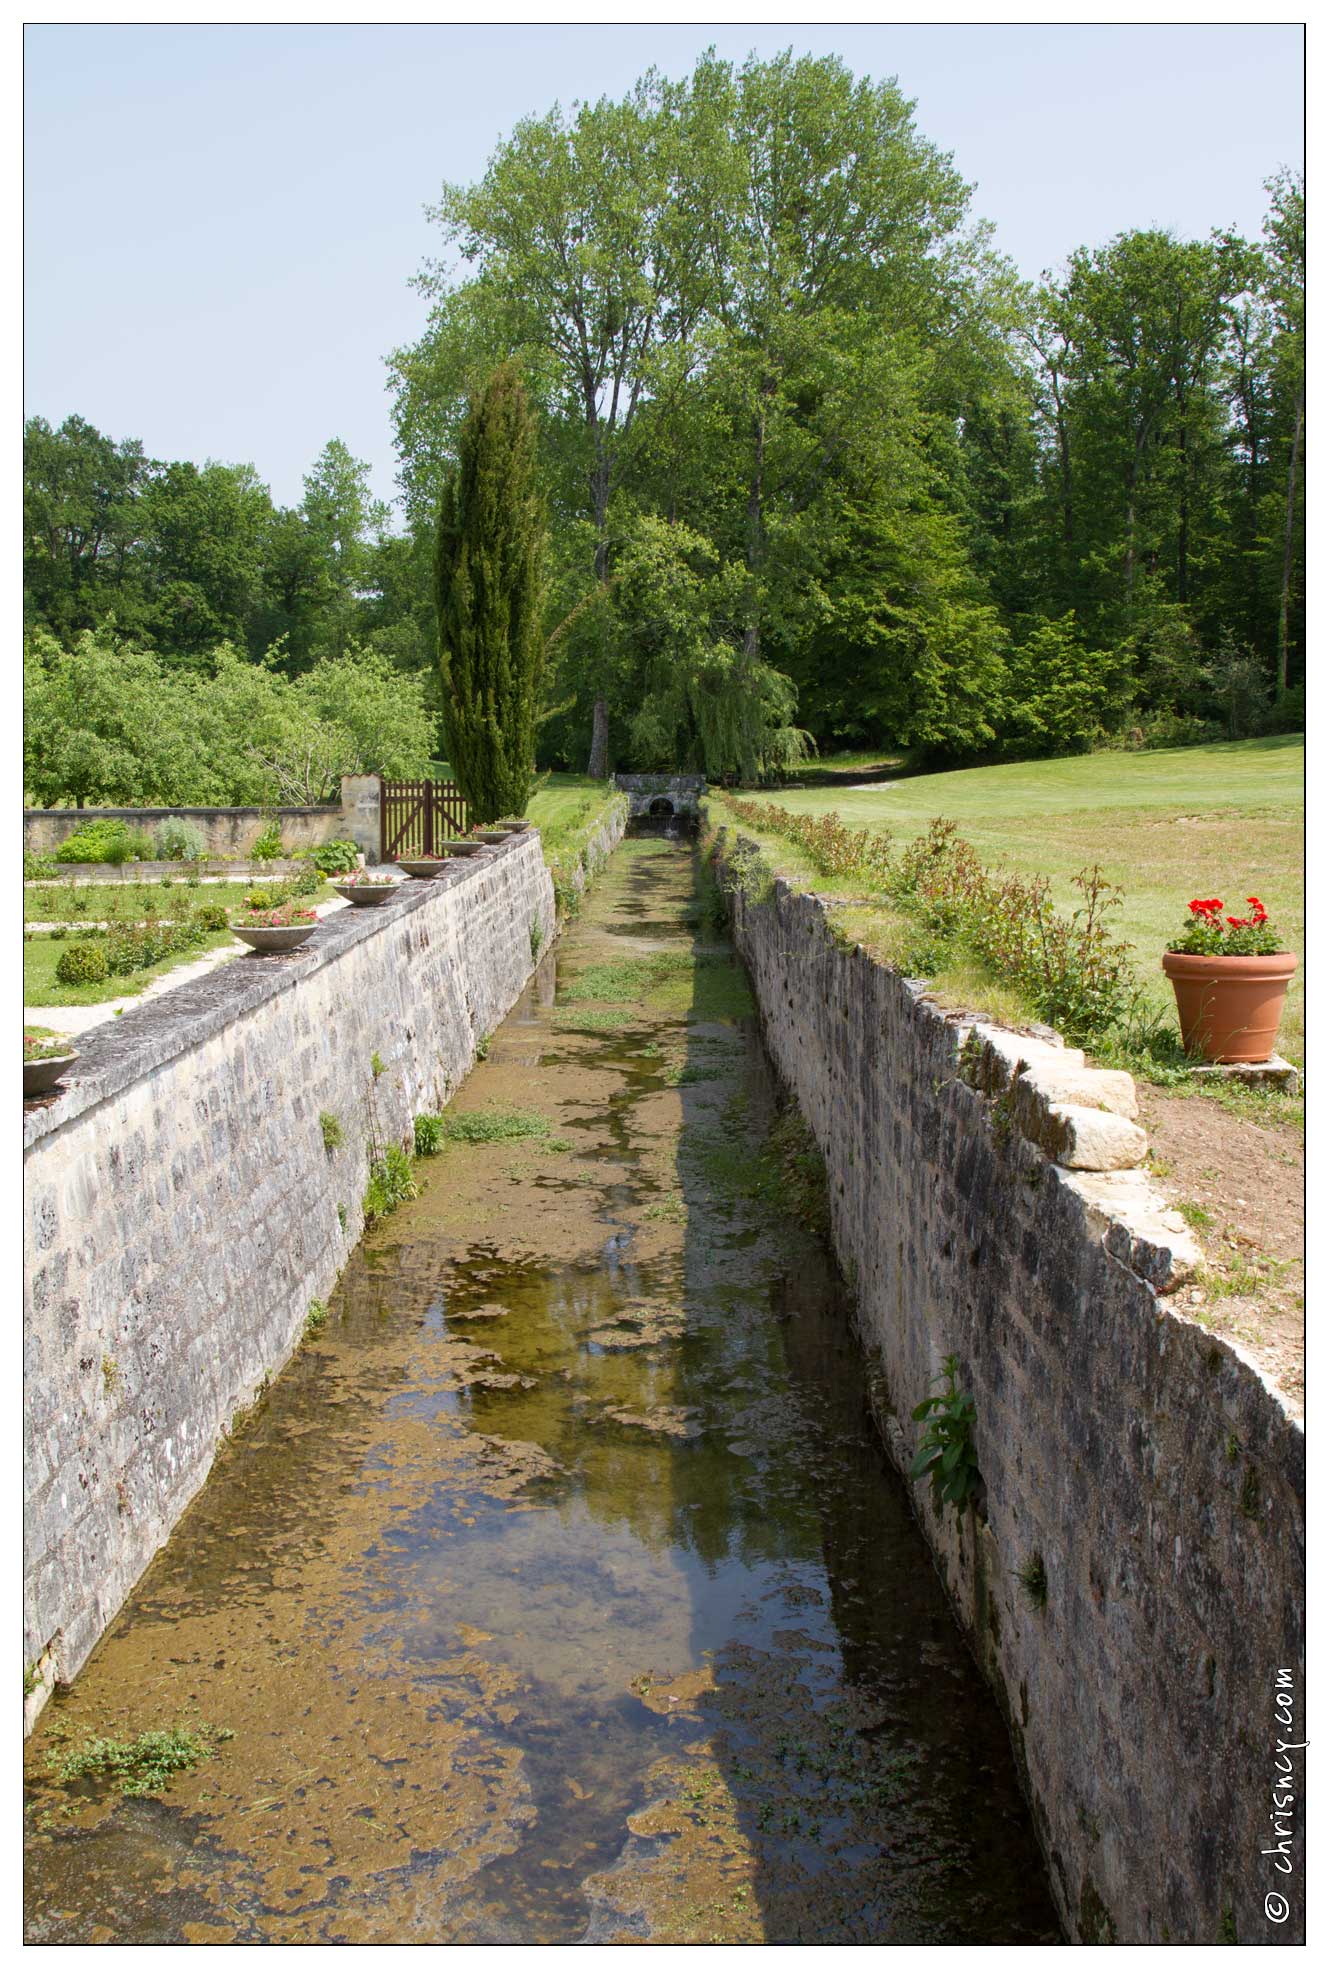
[26,49,1303,790]
[390,50,1304,775]
[23,424,434,679]
[22,424,440,805]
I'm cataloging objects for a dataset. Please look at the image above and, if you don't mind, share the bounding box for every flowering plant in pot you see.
[232,902,319,954]
[470,822,509,845]
[1162,896,1297,1063]
[398,854,451,878]
[332,871,401,907]
[24,1029,78,1097]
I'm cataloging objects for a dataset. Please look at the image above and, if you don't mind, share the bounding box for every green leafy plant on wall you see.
[909,1354,981,1518]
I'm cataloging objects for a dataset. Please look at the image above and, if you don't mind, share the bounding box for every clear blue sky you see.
[24,21,1304,514]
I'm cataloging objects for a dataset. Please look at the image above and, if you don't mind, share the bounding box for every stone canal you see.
[23,838,1058,1944]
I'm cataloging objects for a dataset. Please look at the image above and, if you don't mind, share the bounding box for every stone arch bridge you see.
[613,773,706,822]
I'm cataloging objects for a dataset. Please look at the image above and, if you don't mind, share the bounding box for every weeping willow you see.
[616,515,811,782]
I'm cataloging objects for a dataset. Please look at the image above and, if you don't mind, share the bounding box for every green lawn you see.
[528,773,624,867]
[751,737,1304,1062]
[24,928,244,1007]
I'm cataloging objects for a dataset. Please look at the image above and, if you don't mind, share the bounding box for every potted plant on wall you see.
[331,871,402,908]
[1162,895,1297,1063]
[231,902,319,954]
[399,853,451,878]
[24,1030,78,1097]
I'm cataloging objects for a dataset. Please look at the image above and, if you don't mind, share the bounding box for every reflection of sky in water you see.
[372,1489,837,1709]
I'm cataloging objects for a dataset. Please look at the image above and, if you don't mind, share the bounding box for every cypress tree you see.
[435,361,546,822]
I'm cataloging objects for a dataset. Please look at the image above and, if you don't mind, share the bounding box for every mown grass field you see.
[755,737,1305,1061]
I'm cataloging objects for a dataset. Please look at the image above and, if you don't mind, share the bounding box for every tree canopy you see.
[26,54,1303,795]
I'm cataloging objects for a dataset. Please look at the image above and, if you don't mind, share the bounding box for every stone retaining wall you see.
[714,827,1304,1946]
[24,804,347,858]
[23,834,556,1709]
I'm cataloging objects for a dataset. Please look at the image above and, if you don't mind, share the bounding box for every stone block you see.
[1042,1102,1148,1171]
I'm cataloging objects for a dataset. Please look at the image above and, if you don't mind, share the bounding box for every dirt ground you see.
[1138,1087,1304,1417]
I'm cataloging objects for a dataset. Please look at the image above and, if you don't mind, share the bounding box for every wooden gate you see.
[380,778,470,861]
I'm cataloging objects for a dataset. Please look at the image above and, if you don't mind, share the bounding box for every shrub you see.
[413,1113,445,1155]
[54,942,110,985]
[363,1143,418,1224]
[289,863,321,898]
[303,839,360,875]
[251,818,284,861]
[24,852,59,880]
[104,919,201,976]
[153,817,207,862]
[727,801,1133,1042]
[55,819,151,865]
[190,903,230,933]
[243,887,276,910]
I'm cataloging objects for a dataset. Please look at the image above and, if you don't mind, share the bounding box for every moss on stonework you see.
[1077,1875,1117,1944]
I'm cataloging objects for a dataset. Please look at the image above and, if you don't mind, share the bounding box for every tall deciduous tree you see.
[435,361,546,821]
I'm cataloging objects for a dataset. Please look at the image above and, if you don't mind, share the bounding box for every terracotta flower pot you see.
[1161,949,1298,1064]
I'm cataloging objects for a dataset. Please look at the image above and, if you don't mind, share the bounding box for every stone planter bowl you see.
[476,831,509,845]
[499,820,532,833]
[332,880,401,907]
[233,923,318,954]
[398,858,449,878]
[437,840,487,857]
[1161,949,1298,1064]
[24,1052,77,1097]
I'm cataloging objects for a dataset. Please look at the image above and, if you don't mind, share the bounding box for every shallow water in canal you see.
[24,838,1058,1944]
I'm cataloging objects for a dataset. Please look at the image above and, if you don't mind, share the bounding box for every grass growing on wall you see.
[526,772,629,918]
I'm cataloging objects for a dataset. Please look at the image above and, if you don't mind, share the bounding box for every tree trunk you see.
[1176,396,1189,606]
[1277,387,1304,697]
[744,385,770,662]
[583,446,613,777]
[588,695,610,778]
